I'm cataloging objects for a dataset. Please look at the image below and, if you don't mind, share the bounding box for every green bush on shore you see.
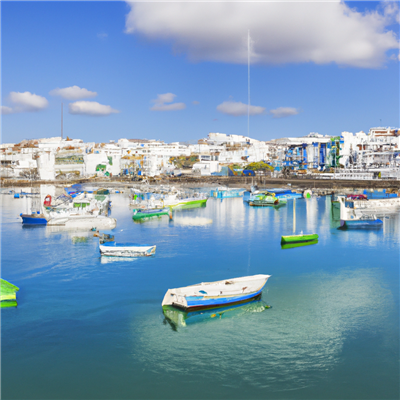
[244,161,273,171]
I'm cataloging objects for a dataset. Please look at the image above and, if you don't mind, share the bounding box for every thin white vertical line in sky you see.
[248,30,250,138]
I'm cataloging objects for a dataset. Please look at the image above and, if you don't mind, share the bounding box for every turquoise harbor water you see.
[1,192,399,399]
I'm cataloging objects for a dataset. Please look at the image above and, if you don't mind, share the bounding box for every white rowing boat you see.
[99,242,156,257]
[162,274,271,310]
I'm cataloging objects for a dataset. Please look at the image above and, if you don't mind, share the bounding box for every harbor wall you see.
[2,176,400,191]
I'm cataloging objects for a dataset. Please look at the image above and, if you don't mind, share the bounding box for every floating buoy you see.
[303,189,312,199]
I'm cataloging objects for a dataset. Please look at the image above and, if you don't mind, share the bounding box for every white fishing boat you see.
[337,196,383,228]
[338,195,400,211]
[162,274,271,311]
[42,191,114,228]
[152,192,208,209]
[99,242,156,257]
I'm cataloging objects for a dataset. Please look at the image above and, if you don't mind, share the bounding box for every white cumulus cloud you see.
[49,86,97,100]
[8,91,49,113]
[269,107,300,118]
[150,93,186,111]
[1,106,14,115]
[69,101,120,116]
[217,101,265,116]
[125,1,399,68]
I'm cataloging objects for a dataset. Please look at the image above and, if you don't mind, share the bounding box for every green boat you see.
[1,279,19,308]
[281,239,318,250]
[281,233,319,244]
[249,192,287,207]
[169,198,207,209]
[132,208,171,221]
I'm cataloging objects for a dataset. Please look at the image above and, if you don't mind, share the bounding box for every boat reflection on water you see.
[281,239,318,250]
[174,201,207,211]
[71,236,90,244]
[162,296,271,330]
[331,205,340,221]
[100,256,139,264]
[22,224,47,230]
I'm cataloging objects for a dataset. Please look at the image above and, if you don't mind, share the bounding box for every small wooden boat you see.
[20,212,47,225]
[132,208,171,220]
[99,242,156,257]
[1,279,19,308]
[162,274,271,311]
[210,187,245,199]
[281,233,318,244]
[249,192,286,207]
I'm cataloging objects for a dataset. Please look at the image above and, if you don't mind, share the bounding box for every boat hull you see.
[179,289,264,311]
[169,198,207,209]
[281,234,318,244]
[132,208,170,220]
[1,279,19,308]
[249,201,286,207]
[20,214,47,225]
[281,240,318,250]
[99,243,156,257]
[340,219,383,228]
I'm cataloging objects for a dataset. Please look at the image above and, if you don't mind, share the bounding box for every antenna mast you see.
[247,30,250,137]
[61,102,63,140]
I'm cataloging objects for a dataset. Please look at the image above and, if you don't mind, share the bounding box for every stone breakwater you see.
[2,175,400,193]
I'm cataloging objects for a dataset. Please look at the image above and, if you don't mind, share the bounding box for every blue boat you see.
[363,189,398,199]
[162,274,271,311]
[340,217,383,228]
[20,212,47,225]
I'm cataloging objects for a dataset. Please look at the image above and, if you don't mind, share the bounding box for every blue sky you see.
[1,1,399,144]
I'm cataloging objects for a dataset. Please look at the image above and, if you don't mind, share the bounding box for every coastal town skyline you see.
[2,1,399,144]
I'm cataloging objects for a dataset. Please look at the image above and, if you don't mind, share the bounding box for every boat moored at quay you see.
[20,212,48,225]
[337,196,384,228]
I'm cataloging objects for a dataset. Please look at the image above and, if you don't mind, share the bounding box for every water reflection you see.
[163,297,270,330]
[100,256,139,264]
[172,216,213,227]
[134,267,394,391]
